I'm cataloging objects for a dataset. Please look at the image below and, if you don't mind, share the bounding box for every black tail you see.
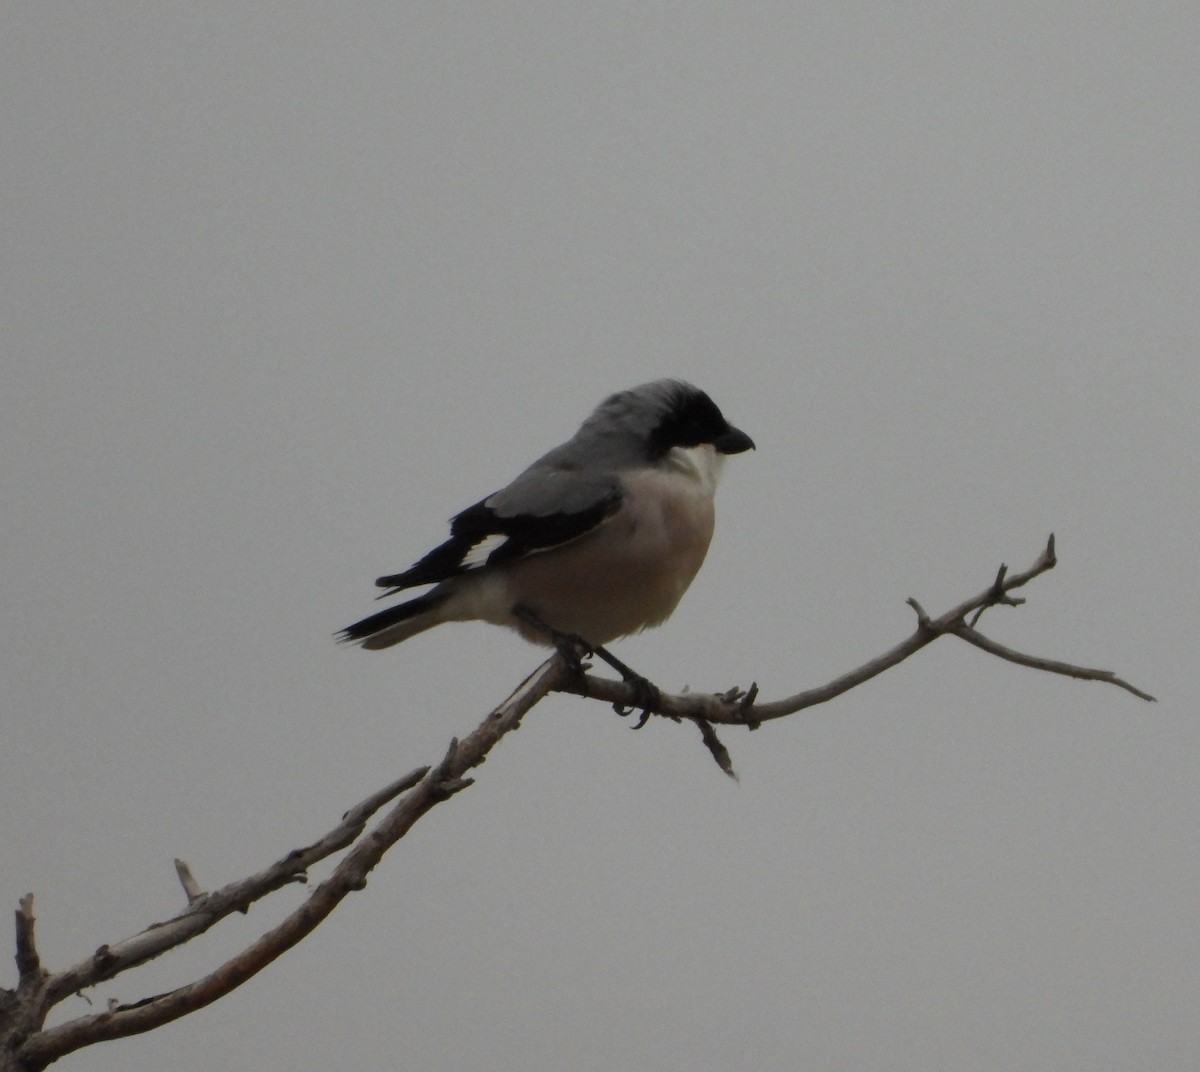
[337,590,448,649]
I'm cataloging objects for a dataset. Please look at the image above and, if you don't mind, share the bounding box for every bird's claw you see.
[613,674,662,729]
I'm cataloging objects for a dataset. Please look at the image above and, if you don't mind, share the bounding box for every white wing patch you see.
[460,532,509,570]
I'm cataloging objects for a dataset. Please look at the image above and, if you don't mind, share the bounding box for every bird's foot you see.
[611,671,662,729]
[586,644,662,728]
[553,632,593,680]
[511,603,662,724]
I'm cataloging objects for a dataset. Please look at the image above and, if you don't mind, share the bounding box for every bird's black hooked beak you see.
[714,426,755,455]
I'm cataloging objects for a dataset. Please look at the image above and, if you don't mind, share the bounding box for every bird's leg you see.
[511,604,661,725]
[511,604,593,679]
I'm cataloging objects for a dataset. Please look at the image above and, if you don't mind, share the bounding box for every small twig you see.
[15,894,41,983]
[696,720,737,781]
[952,624,1157,702]
[968,563,1024,626]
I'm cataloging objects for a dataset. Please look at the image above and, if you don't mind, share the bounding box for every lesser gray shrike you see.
[339,379,754,652]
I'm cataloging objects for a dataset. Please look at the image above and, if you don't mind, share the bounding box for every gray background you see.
[4,5,1197,1071]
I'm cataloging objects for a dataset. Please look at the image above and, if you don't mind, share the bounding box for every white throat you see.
[665,444,725,496]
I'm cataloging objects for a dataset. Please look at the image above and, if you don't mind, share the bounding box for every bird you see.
[338,379,754,654]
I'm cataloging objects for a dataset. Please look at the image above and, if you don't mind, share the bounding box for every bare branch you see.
[6,534,1153,1069]
[952,624,1157,702]
[558,535,1150,726]
[20,659,569,1070]
[44,766,429,1007]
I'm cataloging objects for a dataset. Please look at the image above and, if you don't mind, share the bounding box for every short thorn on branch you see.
[906,597,932,632]
[174,860,205,905]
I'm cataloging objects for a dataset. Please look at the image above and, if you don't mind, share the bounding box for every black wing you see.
[375,468,624,592]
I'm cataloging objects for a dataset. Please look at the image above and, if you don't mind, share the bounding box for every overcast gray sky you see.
[4,5,1198,1071]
